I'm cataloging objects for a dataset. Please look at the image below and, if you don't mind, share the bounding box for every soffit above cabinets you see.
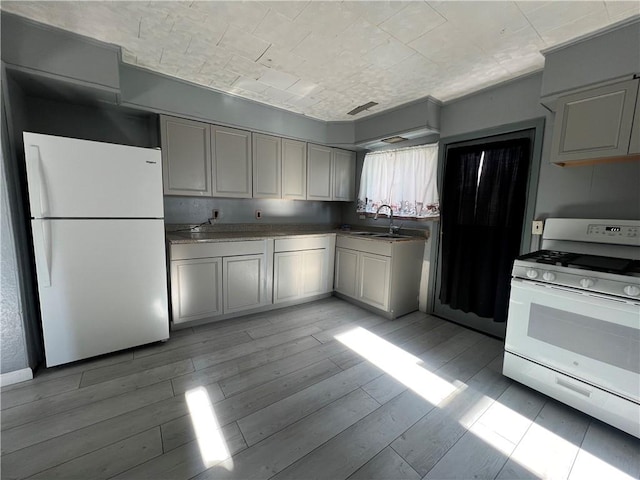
[1,1,638,121]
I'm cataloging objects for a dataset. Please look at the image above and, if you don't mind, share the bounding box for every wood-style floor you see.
[1,297,638,480]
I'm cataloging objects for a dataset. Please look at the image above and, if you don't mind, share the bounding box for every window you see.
[357,143,440,219]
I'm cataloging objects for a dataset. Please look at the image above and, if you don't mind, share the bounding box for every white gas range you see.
[503,218,640,438]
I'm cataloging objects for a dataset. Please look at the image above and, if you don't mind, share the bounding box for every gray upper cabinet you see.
[212,126,252,198]
[550,78,639,165]
[160,115,211,196]
[332,149,356,201]
[253,133,282,198]
[629,84,640,155]
[282,138,307,200]
[307,143,333,201]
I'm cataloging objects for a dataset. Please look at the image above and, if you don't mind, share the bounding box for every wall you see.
[441,71,640,221]
[165,197,342,225]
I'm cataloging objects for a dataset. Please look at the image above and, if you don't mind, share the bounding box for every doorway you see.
[431,121,543,338]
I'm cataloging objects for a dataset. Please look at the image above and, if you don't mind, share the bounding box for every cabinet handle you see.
[556,377,592,397]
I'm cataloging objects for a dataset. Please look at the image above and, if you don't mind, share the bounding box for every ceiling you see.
[2,1,639,121]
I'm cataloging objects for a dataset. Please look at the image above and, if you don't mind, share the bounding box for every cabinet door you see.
[358,253,391,311]
[335,248,358,298]
[332,149,356,201]
[551,79,639,164]
[171,258,222,324]
[307,143,333,200]
[273,251,302,303]
[161,116,211,196]
[629,84,640,155]
[212,126,252,198]
[253,133,281,198]
[301,249,326,296]
[223,254,265,313]
[282,139,307,200]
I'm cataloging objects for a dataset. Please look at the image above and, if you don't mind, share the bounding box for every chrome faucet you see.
[374,204,397,234]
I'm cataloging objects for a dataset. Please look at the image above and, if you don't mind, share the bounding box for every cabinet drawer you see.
[275,236,328,252]
[171,240,266,260]
[336,236,392,256]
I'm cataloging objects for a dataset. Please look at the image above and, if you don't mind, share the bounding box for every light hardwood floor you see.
[1,297,638,480]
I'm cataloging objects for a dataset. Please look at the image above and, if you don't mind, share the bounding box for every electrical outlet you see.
[212,209,219,220]
[358,214,366,220]
[255,210,262,220]
[532,220,543,235]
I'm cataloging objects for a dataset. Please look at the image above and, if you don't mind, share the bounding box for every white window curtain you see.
[357,143,440,218]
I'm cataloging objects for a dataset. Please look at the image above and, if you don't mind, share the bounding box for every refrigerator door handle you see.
[26,145,50,218]
[32,219,52,287]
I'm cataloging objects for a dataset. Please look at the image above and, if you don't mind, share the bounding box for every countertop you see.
[166,224,428,245]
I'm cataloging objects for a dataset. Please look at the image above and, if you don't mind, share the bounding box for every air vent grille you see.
[347,101,378,116]
[381,136,408,144]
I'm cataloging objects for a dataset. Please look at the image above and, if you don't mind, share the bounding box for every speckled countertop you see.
[166,223,428,244]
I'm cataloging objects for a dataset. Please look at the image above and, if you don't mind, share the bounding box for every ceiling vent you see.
[347,101,378,116]
[381,136,408,144]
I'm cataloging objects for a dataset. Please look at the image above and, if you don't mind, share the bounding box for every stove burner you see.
[518,250,639,275]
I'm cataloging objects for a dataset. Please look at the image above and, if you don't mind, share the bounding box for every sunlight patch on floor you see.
[185,386,234,470]
[335,326,461,405]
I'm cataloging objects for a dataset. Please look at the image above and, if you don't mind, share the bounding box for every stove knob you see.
[526,269,539,279]
[623,285,640,297]
[542,271,556,282]
[580,278,596,288]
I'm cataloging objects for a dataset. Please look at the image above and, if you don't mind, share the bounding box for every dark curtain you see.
[439,138,530,322]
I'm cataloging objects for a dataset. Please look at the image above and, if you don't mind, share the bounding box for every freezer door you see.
[33,218,169,367]
[24,132,163,218]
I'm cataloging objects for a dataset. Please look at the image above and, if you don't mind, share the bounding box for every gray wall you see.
[441,72,640,221]
[1,134,28,374]
[165,197,342,226]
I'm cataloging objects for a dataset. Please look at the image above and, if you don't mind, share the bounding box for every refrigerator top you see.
[24,132,164,219]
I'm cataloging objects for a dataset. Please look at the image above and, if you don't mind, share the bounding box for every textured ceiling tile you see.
[409,22,485,65]
[253,9,311,50]
[287,79,321,97]
[206,69,240,88]
[232,77,270,94]
[258,69,299,90]
[363,38,416,69]
[341,1,411,26]
[291,33,343,63]
[218,24,271,61]
[260,1,309,20]
[293,1,358,36]
[522,1,605,34]
[379,2,446,44]
[604,1,640,21]
[262,86,295,103]
[430,1,529,36]
[2,0,638,121]
[257,46,306,73]
[223,55,269,80]
[197,1,269,31]
[336,18,391,57]
[538,10,612,46]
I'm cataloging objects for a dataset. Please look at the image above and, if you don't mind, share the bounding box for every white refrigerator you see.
[23,132,169,367]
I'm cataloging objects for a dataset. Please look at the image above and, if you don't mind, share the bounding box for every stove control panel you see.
[587,224,639,240]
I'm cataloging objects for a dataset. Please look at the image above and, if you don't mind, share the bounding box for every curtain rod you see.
[366,142,439,155]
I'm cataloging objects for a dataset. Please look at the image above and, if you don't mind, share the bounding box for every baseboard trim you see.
[0,367,33,387]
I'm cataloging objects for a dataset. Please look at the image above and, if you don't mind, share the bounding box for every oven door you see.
[505,278,640,402]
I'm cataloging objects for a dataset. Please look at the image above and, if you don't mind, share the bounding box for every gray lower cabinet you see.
[170,240,270,325]
[170,257,222,323]
[550,78,640,165]
[161,116,211,196]
[335,235,425,319]
[273,235,335,304]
